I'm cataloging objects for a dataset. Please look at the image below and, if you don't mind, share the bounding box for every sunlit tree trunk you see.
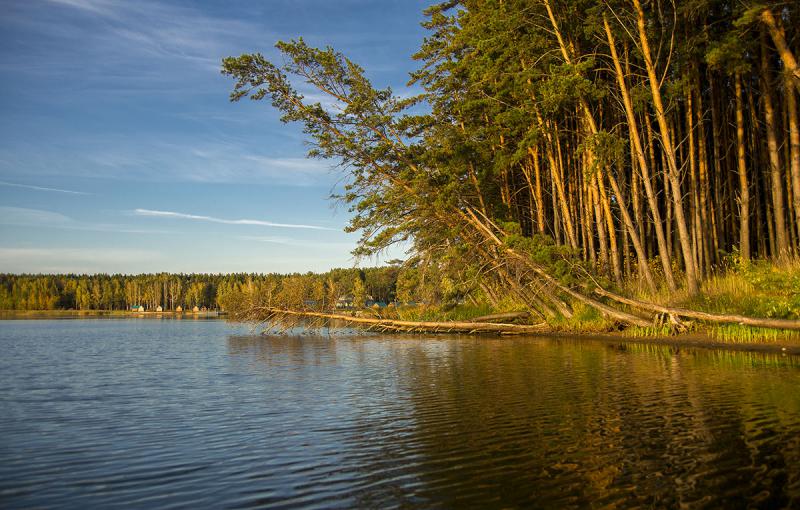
[633,0,699,293]
[761,29,789,257]
[735,73,751,262]
[761,9,800,94]
[604,15,675,290]
[786,72,800,250]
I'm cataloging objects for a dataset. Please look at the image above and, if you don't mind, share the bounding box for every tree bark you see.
[604,14,676,290]
[594,287,800,331]
[760,8,800,94]
[633,0,699,294]
[786,73,800,248]
[761,28,790,256]
[244,306,549,334]
[735,72,751,261]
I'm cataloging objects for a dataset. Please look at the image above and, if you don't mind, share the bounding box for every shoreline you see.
[2,310,798,355]
[0,310,227,318]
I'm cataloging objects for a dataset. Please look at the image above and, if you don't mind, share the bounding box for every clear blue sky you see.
[0,0,431,274]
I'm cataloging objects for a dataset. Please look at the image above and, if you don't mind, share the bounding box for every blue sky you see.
[0,0,431,274]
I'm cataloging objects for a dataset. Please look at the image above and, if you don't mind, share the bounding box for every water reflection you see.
[2,321,799,509]
[228,334,341,368]
[229,335,800,508]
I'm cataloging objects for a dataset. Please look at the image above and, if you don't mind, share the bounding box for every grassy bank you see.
[359,258,800,347]
[625,258,800,344]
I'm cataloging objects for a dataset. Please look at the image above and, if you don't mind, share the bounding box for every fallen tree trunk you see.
[460,207,653,327]
[241,307,549,334]
[471,311,531,323]
[594,287,800,331]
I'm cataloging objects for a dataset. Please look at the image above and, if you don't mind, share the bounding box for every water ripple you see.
[1,320,800,508]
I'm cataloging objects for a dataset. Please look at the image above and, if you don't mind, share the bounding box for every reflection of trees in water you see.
[222,334,800,507]
[227,334,342,369]
[391,338,800,507]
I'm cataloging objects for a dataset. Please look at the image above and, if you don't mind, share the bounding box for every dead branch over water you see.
[233,307,549,335]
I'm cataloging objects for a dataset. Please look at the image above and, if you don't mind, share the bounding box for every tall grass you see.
[709,325,800,344]
[547,302,616,333]
[617,256,800,344]
[625,325,679,338]
[629,256,800,320]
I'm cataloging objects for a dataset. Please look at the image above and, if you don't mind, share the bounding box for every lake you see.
[1,318,799,508]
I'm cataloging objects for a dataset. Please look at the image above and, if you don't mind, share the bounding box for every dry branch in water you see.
[235,306,549,335]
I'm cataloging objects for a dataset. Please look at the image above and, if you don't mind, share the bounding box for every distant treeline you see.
[0,267,408,311]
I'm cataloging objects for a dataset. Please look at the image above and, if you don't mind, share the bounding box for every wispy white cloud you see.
[0,206,72,226]
[0,247,162,274]
[0,136,336,186]
[42,0,261,69]
[46,0,116,16]
[1,0,265,89]
[241,155,333,177]
[134,208,336,231]
[0,180,91,195]
[0,206,170,234]
[239,235,354,249]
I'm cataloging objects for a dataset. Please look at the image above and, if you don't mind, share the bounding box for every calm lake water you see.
[1,319,799,509]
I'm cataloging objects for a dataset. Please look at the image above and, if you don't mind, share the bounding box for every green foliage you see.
[578,131,626,173]
[502,231,584,285]
[394,303,499,323]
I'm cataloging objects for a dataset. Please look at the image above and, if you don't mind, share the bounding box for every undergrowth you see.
[364,257,800,344]
[634,257,800,320]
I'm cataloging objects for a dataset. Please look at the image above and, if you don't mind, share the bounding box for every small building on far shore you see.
[193,306,200,313]
[176,305,183,312]
[336,295,354,309]
[156,305,163,312]
[131,305,145,312]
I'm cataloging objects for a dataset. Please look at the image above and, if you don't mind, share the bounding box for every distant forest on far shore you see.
[0,266,408,311]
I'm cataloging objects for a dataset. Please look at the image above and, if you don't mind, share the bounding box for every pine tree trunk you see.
[735,72,751,262]
[709,75,723,265]
[786,73,800,250]
[603,15,676,290]
[761,9,800,94]
[606,168,657,291]
[633,0,699,293]
[686,87,702,276]
[761,29,790,257]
